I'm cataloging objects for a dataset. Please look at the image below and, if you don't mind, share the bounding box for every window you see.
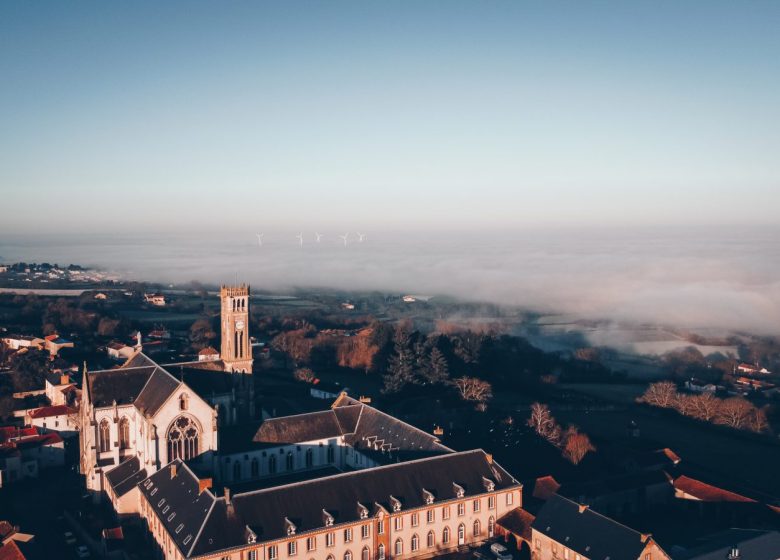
[306,448,314,468]
[457,503,465,516]
[233,461,241,481]
[249,551,257,560]
[473,499,480,513]
[427,509,434,524]
[506,492,514,506]
[269,454,277,474]
[488,496,495,510]
[344,551,352,560]
[361,546,370,560]
[473,520,481,538]
[361,524,370,539]
[288,541,297,556]
[286,451,294,471]
[442,506,450,520]
[306,537,316,552]
[99,419,111,453]
[327,445,335,463]
[344,528,353,542]
[488,517,495,538]
[443,527,450,544]
[118,417,130,450]
[167,416,200,461]
[411,512,419,527]
[411,534,419,552]
[377,520,384,535]
[326,532,335,547]
[427,531,435,548]
[377,544,385,560]
[269,546,278,560]
[394,538,403,556]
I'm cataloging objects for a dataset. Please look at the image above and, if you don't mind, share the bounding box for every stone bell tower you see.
[220,284,253,373]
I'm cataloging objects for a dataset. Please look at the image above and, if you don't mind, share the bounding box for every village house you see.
[25,405,79,437]
[0,426,65,487]
[197,347,219,362]
[144,293,167,306]
[43,334,74,356]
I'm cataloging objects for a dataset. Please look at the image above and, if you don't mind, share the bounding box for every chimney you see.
[198,478,213,494]
[359,396,372,404]
[60,374,70,385]
[485,453,493,464]
[170,464,178,479]
[224,487,232,505]
[640,533,651,543]
[578,504,588,514]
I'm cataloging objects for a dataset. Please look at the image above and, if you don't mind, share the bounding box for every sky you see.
[1,1,779,233]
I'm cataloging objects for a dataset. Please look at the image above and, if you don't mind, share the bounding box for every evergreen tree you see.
[425,347,450,384]
[382,328,415,393]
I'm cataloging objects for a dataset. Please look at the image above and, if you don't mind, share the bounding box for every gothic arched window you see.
[99,419,111,453]
[251,457,259,477]
[442,526,450,545]
[233,461,241,481]
[269,454,277,474]
[361,546,370,560]
[394,538,403,556]
[305,448,313,468]
[167,416,200,461]
[488,516,495,538]
[427,531,435,548]
[473,519,481,537]
[118,417,130,450]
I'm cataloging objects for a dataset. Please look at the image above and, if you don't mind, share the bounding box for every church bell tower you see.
[220,284,253,373]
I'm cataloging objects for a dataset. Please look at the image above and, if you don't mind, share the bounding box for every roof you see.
[198,347,219,356]
[532,476,561,500]
[28,405,77,419]
[497,508,535,541]
[106,456,148,497]
[673,475,755,503]
[0,541,26,560]
[134,367,180,416]
[677,529,780,560]
[531,494,655,560]
[142,450,519,558]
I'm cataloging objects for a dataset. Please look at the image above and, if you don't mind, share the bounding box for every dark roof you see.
[106,457,148,497]
[254,411,343,444]
[178,368,235,397]
[562,470,671,501]
[134,367,180,416]
[88,366,155,407]
[677,529,780,560]
[531,494,655,560]
[145,451,518,558]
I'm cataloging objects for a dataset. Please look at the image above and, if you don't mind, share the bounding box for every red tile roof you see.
[533,475,561,500]
[198,347,218,355]
[0,540,26,560]
[497,507,535,540]
[674,475,755,502]
[28,405,77,419]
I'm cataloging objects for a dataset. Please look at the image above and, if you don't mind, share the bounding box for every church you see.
[79,284,255,510]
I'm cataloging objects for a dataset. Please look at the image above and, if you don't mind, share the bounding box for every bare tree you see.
[452,377,493,405]
[640,381,679,408]
[688,393,720,421]
[527,402,561,443]
[562,426,596,464]
[293,368,316,383]
[749,406,770,433]
[715,397,755,430]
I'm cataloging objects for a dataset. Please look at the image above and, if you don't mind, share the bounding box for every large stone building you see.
[219,284,253,374]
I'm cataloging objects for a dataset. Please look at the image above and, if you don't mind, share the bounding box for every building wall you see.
[530,529,669,560]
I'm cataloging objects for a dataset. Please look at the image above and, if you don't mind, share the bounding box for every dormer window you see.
[482,476,495,492]
[422,489,434,505]
[389,495,402,512]
[453,483,465,498]
[245,527,258,544]
[285,518,297,536]
[357,502,369,520]
[323,509,335,527]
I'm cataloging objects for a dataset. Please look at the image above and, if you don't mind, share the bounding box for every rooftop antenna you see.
[339,233,349,247]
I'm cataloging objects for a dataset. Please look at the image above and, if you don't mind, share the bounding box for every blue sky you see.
[1,1,778,233]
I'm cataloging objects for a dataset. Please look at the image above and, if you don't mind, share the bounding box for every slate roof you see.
[134,367,181,416]
[254,410,343,444]
[677,529,780,560]
[144,450,518,558]
[531,494,655,560]
[106,456,148,497]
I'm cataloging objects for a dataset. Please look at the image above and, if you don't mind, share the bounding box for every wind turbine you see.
[339,233,349,247]
[295,232,304,247]
[256,233,264,247]
[315,232,324,243]
[356,232,366,243]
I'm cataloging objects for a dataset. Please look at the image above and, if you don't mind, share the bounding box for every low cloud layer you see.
[2,227,778,335]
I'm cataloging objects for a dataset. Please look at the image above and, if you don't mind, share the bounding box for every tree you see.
[749,406,770,433]
[382,328,416,394]
[293,368,316,383]
[688,393,720,421]
[189,318,217,350]
[452,377,493,405]
[425,347,450,384]
[640,381,678,408]
[562,426,596,465]
[11,349,49,392]
[715,397,755,430]
[527,402,560,443]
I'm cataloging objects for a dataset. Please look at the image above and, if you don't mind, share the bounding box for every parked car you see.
[474,552,491,560]
[490,543,512,560]
[76,545,91,558]
[63,531,76,545]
